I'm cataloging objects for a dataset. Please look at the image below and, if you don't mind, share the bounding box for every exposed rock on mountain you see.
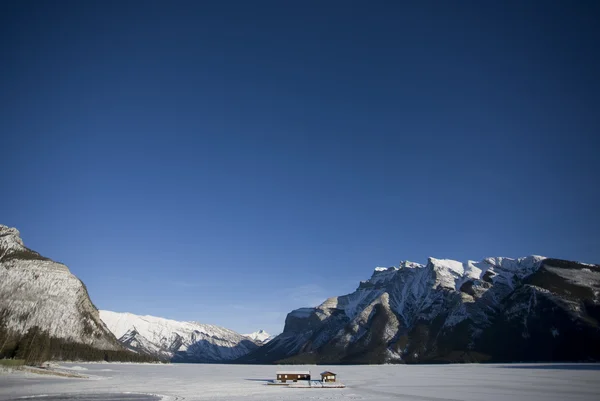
[0,224,153,363]
[238,256,600,364]
[100,310,259,362]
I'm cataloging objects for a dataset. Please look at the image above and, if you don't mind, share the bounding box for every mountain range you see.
[1,223,599,364]
[99,310,260,362]
[239,256,600,364]
[0,224,267,364]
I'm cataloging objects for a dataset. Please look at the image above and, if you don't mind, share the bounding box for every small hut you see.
[320,371,337,382]
[276,370,311,383]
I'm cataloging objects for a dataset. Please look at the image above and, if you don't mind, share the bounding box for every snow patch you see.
[244,329,272,343]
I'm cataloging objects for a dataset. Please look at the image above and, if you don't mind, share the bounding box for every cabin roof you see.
[320,371,337,375]
[276,371,311,375]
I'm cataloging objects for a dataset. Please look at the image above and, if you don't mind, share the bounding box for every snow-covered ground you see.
[1,363,599,401]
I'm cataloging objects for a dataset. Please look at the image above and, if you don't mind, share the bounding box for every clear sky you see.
[1,1,599,335]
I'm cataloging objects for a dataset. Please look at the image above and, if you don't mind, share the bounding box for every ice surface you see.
[1,363,599,401]
[0,394,161,401]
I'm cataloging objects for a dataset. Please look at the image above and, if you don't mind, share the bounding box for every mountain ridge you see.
[99,310,259,362]
[238,255,600,364]
[3,223,598,365]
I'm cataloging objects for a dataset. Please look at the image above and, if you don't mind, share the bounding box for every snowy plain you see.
[1,363,600,401]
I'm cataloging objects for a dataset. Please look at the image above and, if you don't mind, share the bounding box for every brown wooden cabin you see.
[276,370,311,383]
[320,371,337,382]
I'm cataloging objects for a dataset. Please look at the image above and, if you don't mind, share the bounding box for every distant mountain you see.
[244,329,273,344]
[238,256,600,364]
[100,310,259,362]
[0,224,153,364]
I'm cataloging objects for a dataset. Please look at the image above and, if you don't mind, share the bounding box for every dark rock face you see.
[238,256,600,364]
[478,260,600,362]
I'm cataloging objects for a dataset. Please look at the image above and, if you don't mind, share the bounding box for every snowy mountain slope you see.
[239,255,600,364]
[0,224,150,363]
[244,329,273,344]
[100,310,259,362]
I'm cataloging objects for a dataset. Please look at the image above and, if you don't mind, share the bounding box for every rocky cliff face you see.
[0,225,152,363]
[239,256,600,364]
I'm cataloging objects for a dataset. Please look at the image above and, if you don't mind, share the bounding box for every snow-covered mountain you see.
[244,329,273,344]
[100,310,259,362]
[239,255,600,364]
[0,224,149,363]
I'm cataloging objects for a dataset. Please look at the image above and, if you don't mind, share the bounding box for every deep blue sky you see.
[1,1,599,335]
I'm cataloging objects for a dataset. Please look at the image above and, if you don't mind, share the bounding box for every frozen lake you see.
[1,363,600,401]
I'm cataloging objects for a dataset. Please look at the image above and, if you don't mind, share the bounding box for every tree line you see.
[0,323,159,365]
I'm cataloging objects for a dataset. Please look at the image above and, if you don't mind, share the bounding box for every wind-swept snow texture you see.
[1,362,600,401]
[240,256,600,364]
[0,225,121,352]
[99,310,259,362]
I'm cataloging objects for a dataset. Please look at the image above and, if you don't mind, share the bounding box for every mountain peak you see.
[244,329,273,344]
[0,224,26,253]
[0,224,21,236]
[0,224,54,264]
[0,224,126,362]
[399,261,423,269]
